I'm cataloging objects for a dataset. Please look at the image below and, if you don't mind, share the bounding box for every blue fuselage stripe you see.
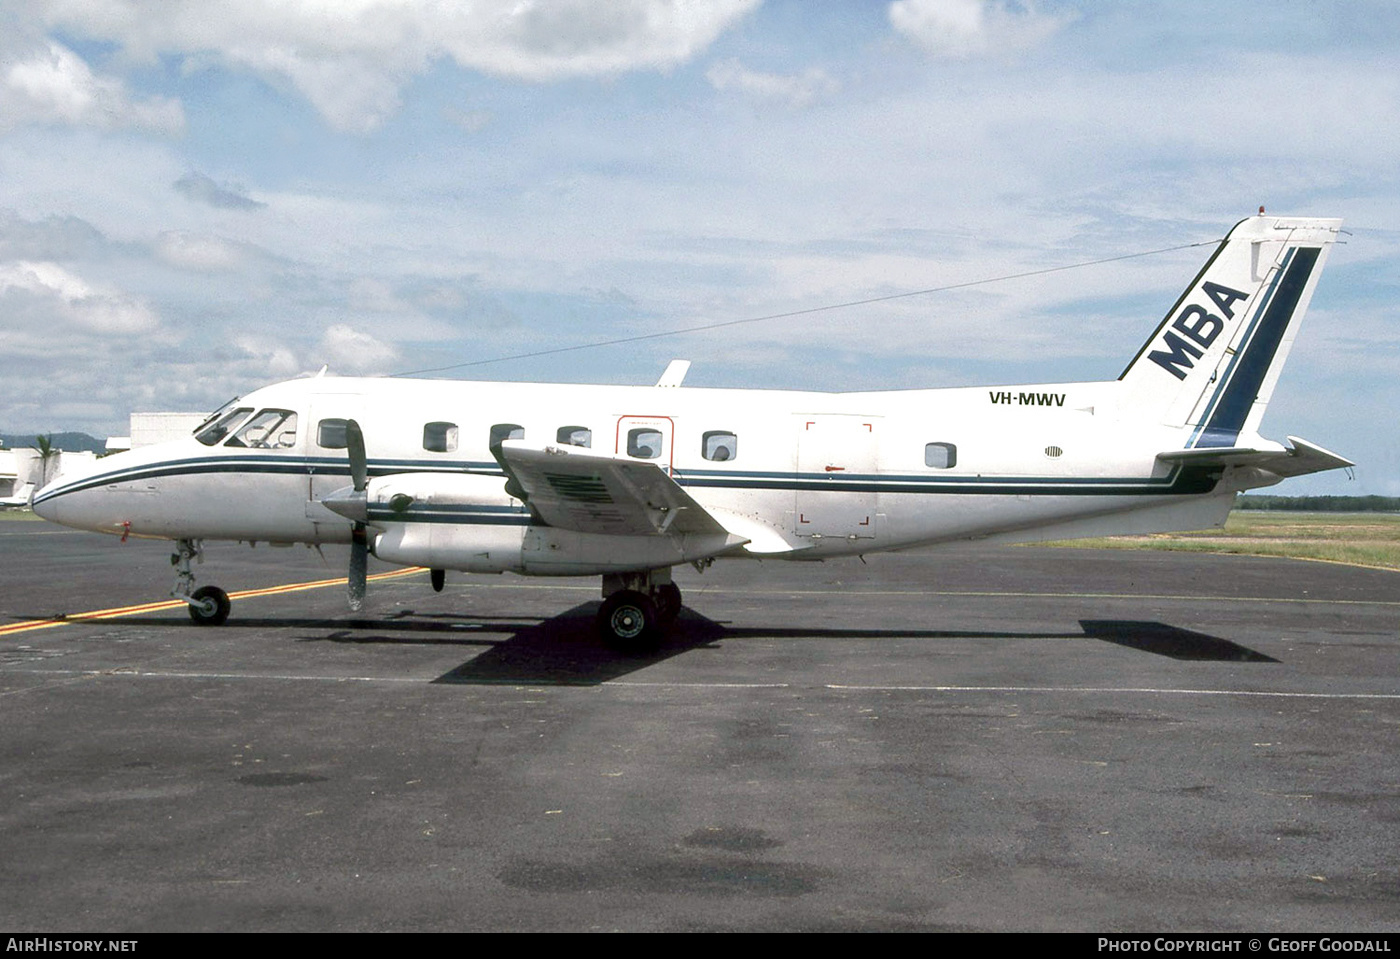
[34,454,1218,508]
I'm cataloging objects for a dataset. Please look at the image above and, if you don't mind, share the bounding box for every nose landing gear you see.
[171,538,231,626]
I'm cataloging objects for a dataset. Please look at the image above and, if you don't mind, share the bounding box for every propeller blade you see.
[348,524,368,611]
[346,418,368,492]
[345,419,369,611]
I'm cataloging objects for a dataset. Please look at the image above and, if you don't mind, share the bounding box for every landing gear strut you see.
[596,568,682,651]
[171,538,230,626]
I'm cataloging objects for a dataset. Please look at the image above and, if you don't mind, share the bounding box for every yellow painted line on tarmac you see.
[0,567,425,638]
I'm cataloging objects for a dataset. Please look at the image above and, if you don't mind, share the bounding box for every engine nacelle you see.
[363,472,743,575]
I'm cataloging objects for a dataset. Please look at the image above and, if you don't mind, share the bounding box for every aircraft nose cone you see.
[320,485,367,523]
[31,487,57,521]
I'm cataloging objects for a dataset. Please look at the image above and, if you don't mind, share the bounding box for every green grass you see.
[0,509,45,522]
[1034,511,1400,571]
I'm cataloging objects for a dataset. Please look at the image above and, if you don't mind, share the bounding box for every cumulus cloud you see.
[28,0,761,132]
[0,260,160,337]
[0,40,184,134]
[888,0,1066,58]
[173,172,266,210]
[706,59,839,107]
[317,324,400,373]
[233,336,302,379]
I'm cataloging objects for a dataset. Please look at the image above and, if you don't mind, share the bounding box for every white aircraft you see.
[0,481,36,509]
[33,214,1352,648]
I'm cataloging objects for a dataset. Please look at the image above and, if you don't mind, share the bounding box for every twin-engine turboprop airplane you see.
[33,214,1353,648]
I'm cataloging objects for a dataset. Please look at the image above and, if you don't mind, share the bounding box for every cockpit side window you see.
[226,409,299,449]
[318,419,350,449]
[195,407,253,446]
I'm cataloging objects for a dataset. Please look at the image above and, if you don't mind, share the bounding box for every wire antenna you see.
[391,238,1220,378]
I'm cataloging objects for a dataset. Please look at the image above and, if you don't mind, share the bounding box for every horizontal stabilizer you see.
[497,440,745,543]
[1157,435,1353,480]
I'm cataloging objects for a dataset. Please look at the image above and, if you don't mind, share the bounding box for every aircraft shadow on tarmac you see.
[332,608,1278,683]
[16,607,1275,685]
[1078,620,1278,663]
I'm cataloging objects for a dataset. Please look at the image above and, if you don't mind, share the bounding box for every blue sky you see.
[1,0,1396,493]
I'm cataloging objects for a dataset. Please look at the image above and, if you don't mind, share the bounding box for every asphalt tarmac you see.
[2,520,1398,932]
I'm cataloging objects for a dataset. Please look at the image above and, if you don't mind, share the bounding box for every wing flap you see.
[497,441,742,540]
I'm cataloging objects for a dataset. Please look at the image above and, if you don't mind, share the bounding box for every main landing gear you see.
[596,569,683,652]
[172,538,230,626]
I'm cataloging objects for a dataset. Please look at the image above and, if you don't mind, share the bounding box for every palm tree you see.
[35,434,57,488]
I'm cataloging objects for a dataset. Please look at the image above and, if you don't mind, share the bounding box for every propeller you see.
[320,419,413,612]
[344,418,369,611]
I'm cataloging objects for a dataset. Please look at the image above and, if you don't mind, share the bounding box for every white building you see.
[128,412,206,448]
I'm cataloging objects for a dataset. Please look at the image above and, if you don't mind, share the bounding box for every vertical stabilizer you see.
[1119,215,1341,447]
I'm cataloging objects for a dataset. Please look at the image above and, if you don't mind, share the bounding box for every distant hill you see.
[0,431,108,453]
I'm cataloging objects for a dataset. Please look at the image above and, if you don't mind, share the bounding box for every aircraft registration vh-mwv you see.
[33,214,1353,649]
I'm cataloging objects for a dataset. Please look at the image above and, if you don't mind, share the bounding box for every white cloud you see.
[27,0,761,132]
[233,336,302,379]
[317,324,400,373]
[0,259,159,335]
[706,59,839,107]
[888,0,1066,58]
[153,232,257,272]
[0,41,184,133]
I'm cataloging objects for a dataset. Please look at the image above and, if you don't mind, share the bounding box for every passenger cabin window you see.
[423,421,459,453]
[195,406,253,446]
[489,423,524,449]
[557,426,591,448]
[317,418,349,449]
[702,431,738,462]
[226,409,298,449]
[627,428,663,459]
[925,442,957,469]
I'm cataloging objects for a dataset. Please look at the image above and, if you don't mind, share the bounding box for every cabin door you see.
[794,414,880,539]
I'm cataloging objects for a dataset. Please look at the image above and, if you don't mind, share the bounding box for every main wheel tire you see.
[188,585,231,626]
[597,589,660,652]
[653,582,682,624]
[430,568,445,592]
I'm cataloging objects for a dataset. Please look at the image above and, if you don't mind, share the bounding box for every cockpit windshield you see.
[194,406,253,446]
[224,409,299,449]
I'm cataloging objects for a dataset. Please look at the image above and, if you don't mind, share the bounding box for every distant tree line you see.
[1237,494,1400,512]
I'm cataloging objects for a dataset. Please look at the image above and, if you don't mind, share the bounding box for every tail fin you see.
[1119,214,1342,448]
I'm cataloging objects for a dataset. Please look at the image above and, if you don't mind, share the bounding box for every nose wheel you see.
[188,585,231,626]
[171,538,231,626]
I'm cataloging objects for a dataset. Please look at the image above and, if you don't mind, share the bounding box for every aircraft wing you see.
[1157,435,1353,479]
[496,440,744,540]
